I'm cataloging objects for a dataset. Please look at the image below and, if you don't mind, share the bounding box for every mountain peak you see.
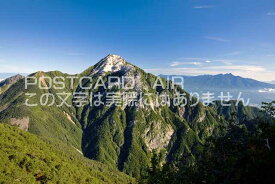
[92,54,133,75]
[102,54,126,65]
[0,74,24,87]
[105,54,123,59]
[224,73,234,76]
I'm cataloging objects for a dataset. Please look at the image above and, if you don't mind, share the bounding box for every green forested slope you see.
[0,55,226,178]
[74,56,225,178]
[211,100,263,122]
[142,102,275,184]
[0,124,135,184]
[0,71,83,149]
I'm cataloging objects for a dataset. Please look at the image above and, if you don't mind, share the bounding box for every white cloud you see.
[209,65,265,72]
[171,57,234,66]
[170,61,181,67]
[221,60,233,65]
[145,65,274,81]
[170,61,202,67]
[193,5,214,9]
[267,12,275,16]
[178,57,205,60]
[192,62,202,65]
[204,36,230,42]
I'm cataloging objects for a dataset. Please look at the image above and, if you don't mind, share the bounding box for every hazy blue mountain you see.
[160,73,275,90]
[267,80,275,85]
[160,74,275,105]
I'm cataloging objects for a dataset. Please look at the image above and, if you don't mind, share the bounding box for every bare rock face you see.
[177,106,185,117]
[10,117,29,131]
[92,54,133,75]
[0,74,24,87]
[197,110,206,122]
[38,72,48,88]
[143,121,174,152]
[91,54,145,92]
[63,111,76,125]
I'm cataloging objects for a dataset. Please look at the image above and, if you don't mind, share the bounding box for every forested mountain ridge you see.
[142,101,275,184]
[0,55,267,180]
[0,55,226,178]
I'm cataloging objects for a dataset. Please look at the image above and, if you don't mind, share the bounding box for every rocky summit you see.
[0,55,264,179]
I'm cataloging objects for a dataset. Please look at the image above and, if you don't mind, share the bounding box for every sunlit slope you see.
[0,55,227,178]
[0,71,83,149]
[0,124,136,184]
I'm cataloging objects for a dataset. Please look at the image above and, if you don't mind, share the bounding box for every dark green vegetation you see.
[210,100,268,125]
[0,123,135,183]
[0,55,273,183]
[76,56,226,178]
[0,55,226,178]
[0,71,83,149]
[142,101,275,184]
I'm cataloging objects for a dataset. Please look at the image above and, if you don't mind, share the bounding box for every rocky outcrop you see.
[0,74,24,87]
[143,121,174,152]
[10,117,29,131]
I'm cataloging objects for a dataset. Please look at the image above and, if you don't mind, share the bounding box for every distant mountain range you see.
[160,73,275,90]
[160,73,275,105]
[267,80,275,85]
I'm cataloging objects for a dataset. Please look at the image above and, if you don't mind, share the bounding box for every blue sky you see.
[0,0,275,81]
